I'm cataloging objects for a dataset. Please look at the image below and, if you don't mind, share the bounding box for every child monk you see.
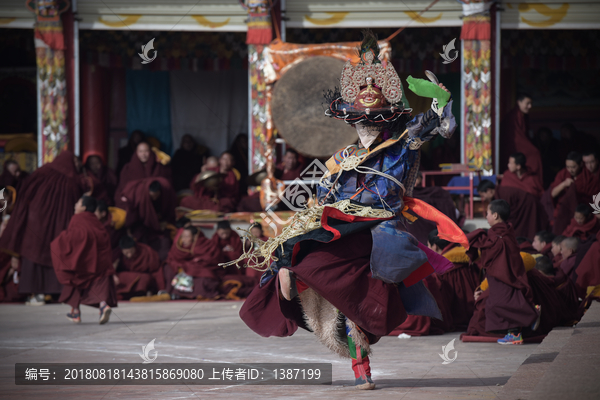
[466,199,540,345]
[561,204,600,242]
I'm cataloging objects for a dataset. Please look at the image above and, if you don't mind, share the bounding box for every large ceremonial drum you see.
[271,56,357,158]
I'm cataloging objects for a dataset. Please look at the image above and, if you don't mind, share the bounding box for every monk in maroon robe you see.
[0,160,28,191]
[561,204,600,242]
[275,149,304,181]
[85,155,117,206]
[117,177,175,261]
[500,95,543,189]
[466,200,538,344]
[582,151,600,180]
[501,152,543,198]
[115,142,171,203]
[94,199,126,257]
[544,151,600,235]
[50,196,117,324]
[575,230,600,291]
[115,236,164,299]
[478,179,548,239]
[244,224,270,284]
[532,230,556,264]
[181,153,240,212]
[211,221,243,271]
[559,237,580,284]
[0,151,85,302]
[0,252,25,302]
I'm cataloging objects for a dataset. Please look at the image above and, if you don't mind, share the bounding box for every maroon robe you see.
[501,169,543,198]
[544,167,600,235]
[562,217,600,242]
[495,185,548,239]
[50,212,117,308]
[276,164,304,181]
[467,223,537,332]
[181,170,240,213]
[245,235,270,284]
[0,151,84,294]
[559,255,577,281]
[575,231,600,290]
[500,106,543,188]
[211,231,244,266]
[116,242,164,297]
[86,165,117,206]
[115,151,171,203]
[0,252,25,302]
[0,161,28,191]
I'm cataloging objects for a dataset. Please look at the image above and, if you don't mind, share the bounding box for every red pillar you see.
[80,63,108,163]
[61,8,75,154]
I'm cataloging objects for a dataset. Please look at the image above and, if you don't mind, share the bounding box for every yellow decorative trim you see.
[98,15,141,27]
[109,207,127,230]
[191,15,230,28]
[152,147,171,165]
[508,2,569,28]
[305,12,349,26]
[443,246,470,264]
[404,11,442,23]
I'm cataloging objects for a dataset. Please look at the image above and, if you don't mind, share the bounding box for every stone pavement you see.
[1,300,540,399]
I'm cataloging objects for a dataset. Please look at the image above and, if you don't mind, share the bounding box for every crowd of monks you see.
[0,111,599,336]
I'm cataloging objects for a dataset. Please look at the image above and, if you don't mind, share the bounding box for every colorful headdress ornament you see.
[325,30,410,127]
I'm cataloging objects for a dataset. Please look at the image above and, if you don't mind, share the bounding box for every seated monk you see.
[115,141,171,203]
[535,256,582,325]
[478,179,547,239]
[559,237,581,287]
[275,149,304,181]
[0,252,25,302]
[117,178,176,261]
[544,151,600,235]
[50,196,117,324]
[181,153,240,212]
[561,204,600,242]
[501,152,543,198]
[575,230,600,298]
[0,159,28,191]
[429,230,480,330]
[212,221,243,270]
[551,235,565,269]
[244,224,270,284]
[85,155,117,206]
[114,236,165,299]
[532,231,556,262]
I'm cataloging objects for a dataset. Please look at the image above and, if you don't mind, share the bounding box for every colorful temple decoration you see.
[27,0,70,164]
[241,0,273,45]
[462,14,492,171]
[248,44,269,172]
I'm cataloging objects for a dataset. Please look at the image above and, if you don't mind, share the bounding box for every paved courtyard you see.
[0,300,540,399]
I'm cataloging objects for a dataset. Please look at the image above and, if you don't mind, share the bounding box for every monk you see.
[559,237,579,282]
[165,226,226,299]
[0,150,85,305]
[575,230,600,293]
[85,155,117,206]
[545,151,600,235]
[171,134,205,192]
[211,221,243,268]
[562,204,600,242]
[501,152,544,198]
[115,141,171,203]
[0,252,25,302]
[582,151,599,179]
[94,199,126,253]
[114,236,164,299]
[466,199,540,344]
[244,224,270,284]
[50,196,117,324]
[551,235,566,269]
[535,256,555,277]
[276,149,304,181]
[532,231,556,261]
[181,153,240,213]
[478,179,547,239]
[116,129,145,177]
[0,160,28,191]
[500,93,543,189]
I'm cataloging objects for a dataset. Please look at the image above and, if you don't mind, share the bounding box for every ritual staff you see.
[117,178,176,261]
[478,180,547,239]
[0,160,28,191]
[0,151,85,305]
[114,236,164,299]
[561,204,600,242]
[501,152,543,198]
[50,196,117,324]
[85,155,117,206]
[466,200,540,344]
[500,93,543,188]
[115,142,171,203]
[545,151,600,235]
